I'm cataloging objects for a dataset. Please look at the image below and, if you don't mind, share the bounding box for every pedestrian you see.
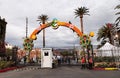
[81,57,86,69]
[88,57,93,69]
[57,55,61,66]
[24,56,27,64]
[68,56,71,65]
[7,56,10,61]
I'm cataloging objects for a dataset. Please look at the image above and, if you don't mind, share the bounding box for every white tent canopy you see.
[97,42,120,56]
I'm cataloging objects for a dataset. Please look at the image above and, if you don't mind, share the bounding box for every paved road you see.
[0,66,120,78]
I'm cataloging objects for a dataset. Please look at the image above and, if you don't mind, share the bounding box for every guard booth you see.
[41,48,53,68]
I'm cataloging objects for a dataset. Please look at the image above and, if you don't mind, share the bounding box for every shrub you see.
[0,61,15,69]
[94,62,117,68]
[94,57,115,62]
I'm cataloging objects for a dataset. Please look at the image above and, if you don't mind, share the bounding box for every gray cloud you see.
[0,0,119,48]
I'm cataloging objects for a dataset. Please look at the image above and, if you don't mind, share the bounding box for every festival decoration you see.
[51,18,59,29]
[23,38,34,51]
[80,34,91,48]
[89,32,94,37]
[30,19,83,40]
[31,35,37,40]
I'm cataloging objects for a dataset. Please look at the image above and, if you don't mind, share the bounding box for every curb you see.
[0,66,24,73]
[0,67,17,73]
[13,67,40,71]
[0,66,41,73]
[93,68,105,70]
[93,68,119,71]
[105,68,118,70]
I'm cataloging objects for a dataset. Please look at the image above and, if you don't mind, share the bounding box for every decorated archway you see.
[23,19,94,53]
[30,19,83,40]
[22,19,95,68]
[23,19,86,54]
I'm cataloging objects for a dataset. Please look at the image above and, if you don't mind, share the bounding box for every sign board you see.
[41,48,53,68]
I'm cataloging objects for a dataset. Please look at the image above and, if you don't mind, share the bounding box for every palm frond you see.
[97,24,113,43]
[37,14,49,24]
[115,12,120,15]
[115,17,120,22]
[115,4,120,9]
[74,6,90,18]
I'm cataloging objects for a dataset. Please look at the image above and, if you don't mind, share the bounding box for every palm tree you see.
[115,4,120,25]
[74,7,90,33]
[37,14,48,48]
[97,23,115,45]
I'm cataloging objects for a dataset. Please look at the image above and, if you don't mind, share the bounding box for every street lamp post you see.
[114,34,119,68]
[91,44,94,67]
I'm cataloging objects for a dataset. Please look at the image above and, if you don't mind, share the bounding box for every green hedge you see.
[0,61,15,69]
[94,57,115,62]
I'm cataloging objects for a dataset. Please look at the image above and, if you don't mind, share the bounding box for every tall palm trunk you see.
[109,34,113,45]
[43,29,45,48]
[109,29,114,45]
[43,21,45,48]
[37,14,48,48]
[80,16,83,33]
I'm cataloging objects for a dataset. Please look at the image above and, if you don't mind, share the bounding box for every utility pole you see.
[26,17,28,38]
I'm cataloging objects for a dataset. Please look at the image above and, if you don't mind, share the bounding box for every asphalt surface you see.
[0,66,120,78]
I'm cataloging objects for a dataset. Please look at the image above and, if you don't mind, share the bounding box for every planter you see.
[93,68,105,70]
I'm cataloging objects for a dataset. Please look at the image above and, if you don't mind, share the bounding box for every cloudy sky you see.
[0,0,119,48]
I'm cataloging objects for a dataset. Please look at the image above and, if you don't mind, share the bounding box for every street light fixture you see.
[115,34,118,39]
